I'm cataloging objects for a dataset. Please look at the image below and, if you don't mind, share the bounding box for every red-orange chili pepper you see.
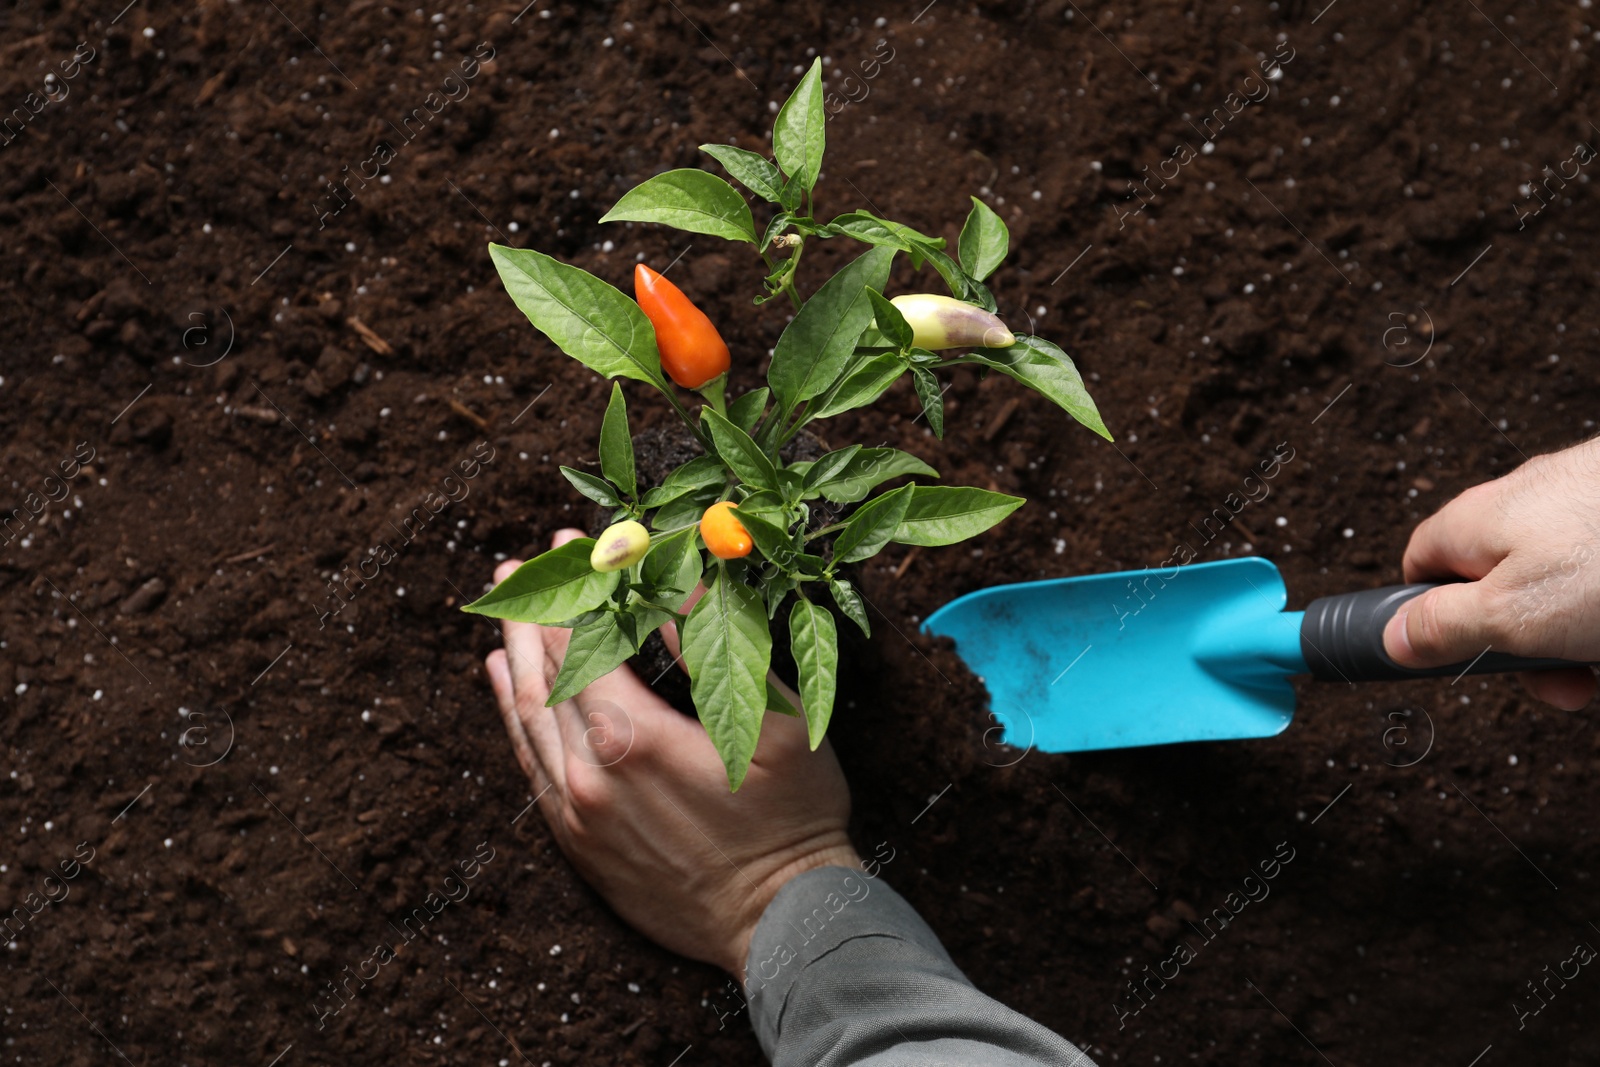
[634,264,731,390]
[700,501,753,560]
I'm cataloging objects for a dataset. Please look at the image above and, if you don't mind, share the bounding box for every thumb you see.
[1383,582,1499,668]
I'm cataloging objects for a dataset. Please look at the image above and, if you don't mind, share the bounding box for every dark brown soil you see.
[3,1,1598,1064]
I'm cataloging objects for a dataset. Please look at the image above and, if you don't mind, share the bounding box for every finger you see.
[485,649,553,799]
[1383,582,1502,668]
[1401,484,1507,582]
[1517,668,1597,711]
[494,559,568,795]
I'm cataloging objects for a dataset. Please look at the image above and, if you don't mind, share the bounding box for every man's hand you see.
[483,529,860,978]
[1382,438,1600,710]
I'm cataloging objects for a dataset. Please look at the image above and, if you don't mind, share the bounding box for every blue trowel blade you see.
[921,557,1310,753]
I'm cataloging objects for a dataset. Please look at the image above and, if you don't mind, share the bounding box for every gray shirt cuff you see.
[742,865,1096,1067]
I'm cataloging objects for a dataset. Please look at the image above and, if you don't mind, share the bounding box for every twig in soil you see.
[215,543,274,565]
[982,397,1020,442]
[448,397,491,432]
[893,546,921,580]
[346,316,395,356]
[232,404,280,424]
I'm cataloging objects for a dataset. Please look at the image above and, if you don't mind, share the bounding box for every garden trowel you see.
[921,556,1585,753]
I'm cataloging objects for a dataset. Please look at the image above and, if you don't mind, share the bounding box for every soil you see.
[2,1,1598,1065]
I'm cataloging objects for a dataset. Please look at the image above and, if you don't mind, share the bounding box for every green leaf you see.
[701,408,779,490]
[599,383,636,498]
[816,447,939,504]
[738,510,797,567]
[825,211,946,257]
[834,483,914,563]
[640,455,724,509]
[967,334,1112,440]
[891,486,1025,547]
[547,610,632,705]
[599,169,756,244]
[764,571,799,619]
[822,213,995,312]
[773,58,825,191]
[699,144,787,204]
[828,578,871,637]
[958,196,1009,281]
[651,486,720,532]
[801,445,863,494]
[489,245,665,388]
[778,172,806,212]
[766,680,801,717]
[865,288,913,350]
[733,489,787,526]
[561,466,621,508]
[912,367,944,438]
[761,211,797,253]
[641,526,703,603]
[806,352,906,420]
[776,466,805,503]
[768,245,896,411]
[789,599,838,749]
[923,247,997,312]
[462,539,621,624]
[728,387,770,435]
[682,569,773,790]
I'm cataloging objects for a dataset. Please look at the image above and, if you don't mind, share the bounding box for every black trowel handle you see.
[1299,583,1589,683]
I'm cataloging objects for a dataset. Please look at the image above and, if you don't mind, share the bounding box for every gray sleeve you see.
[741,865,1096,1067]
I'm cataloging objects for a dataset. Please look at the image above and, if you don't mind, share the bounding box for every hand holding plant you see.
[467,60,1112,789]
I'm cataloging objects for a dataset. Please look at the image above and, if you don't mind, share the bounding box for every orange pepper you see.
[700,501,753,560]
[634,264,731,389]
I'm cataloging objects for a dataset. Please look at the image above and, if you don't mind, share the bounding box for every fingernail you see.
[1383,608,1414,663]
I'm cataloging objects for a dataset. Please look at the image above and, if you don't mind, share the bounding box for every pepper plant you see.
[466,60,1112,790]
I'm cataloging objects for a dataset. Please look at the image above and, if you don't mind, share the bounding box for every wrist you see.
[721,834,861,980]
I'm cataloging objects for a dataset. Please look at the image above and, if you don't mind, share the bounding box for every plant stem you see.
[803,522,845,542]
[699,374,728,417]
[660,384,712,451]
